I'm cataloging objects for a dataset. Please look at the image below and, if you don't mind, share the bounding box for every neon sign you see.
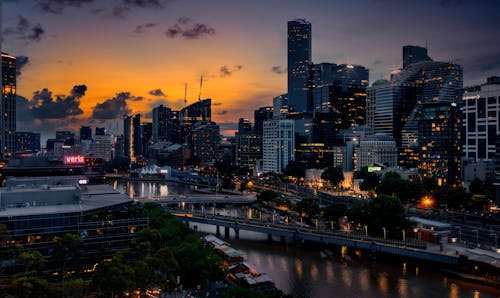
[64,155,86,165]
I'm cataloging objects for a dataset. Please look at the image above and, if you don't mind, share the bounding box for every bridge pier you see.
[224,227,230,238]
[267,234,273,242]
[235,229,240,240]
[216,225,220,236]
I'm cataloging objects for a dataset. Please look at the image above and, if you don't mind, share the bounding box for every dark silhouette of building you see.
[288,19,312,113]
[15,132,41,154]
[95,127,105,136]
[191,121,220,167]
[254,107,273,135]
[403,45,432,69]
[80,126,92,141]
[179,98,212,144]
[1,53,17,159]
[152,105,180,144]
[141,122,153,156]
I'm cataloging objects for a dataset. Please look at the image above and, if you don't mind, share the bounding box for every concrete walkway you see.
[427,242,500,269]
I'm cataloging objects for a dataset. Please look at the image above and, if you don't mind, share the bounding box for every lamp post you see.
[413,228,419,241]
[402,230,406,245]
[383,227,387,240]
[364,225,368,237]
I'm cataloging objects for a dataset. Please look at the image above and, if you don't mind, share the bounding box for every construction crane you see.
[184,83,187,106]
[198,76,203,101]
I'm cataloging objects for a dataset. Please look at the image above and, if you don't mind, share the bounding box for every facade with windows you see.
[1,53,16,159]
[263,120,294,174]
[0,177,148,257]
[288,19,311,113]
[462,77,500,161]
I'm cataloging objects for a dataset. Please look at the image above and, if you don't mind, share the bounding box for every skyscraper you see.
[1,53,17,159]
[288,19,311,113]
[263,119,295,174]
[402,45,432,69]
[80,126,92,141]
[152,105,179,144]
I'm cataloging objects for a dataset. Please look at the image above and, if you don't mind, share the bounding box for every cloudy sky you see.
[2,0,500,140]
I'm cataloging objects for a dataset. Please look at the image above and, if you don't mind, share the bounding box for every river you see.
[111,180,500,298]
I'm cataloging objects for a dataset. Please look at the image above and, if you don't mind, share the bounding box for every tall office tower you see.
[462,76,500,161]
[238,118,252,134]
[95,127,105,136]
[273,94,289,120]
[56,131,75,146]
[288,19,311,113]
[132,114,142,157]
[179,98,211,144]
[15,132,41,153]
[124,116,133,158]
[92,134,112,162]
[114,135,125,158]
[254,106,273,135]
[191,121,220,167]
[141,122,152,156]
[80,126,92,141]
[366,79,397,137]
[153,104,170,142]
[402,45,431,69]
[1,53,16,159]
[263,120,295,174]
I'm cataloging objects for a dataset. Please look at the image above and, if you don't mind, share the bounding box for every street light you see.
[364,225,368,237]
[383,227,387,240]
[402,230,406,245]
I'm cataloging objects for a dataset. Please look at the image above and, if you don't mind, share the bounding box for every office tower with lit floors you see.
[288,19,312,113]
[1,53,17,159]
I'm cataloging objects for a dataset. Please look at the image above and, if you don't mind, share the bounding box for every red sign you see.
[64,155,86,165]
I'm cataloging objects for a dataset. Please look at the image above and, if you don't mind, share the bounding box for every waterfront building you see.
[0,176,148,260]
[263,120,294,174]
[288,19,312,113]
[1,53,16,159]
[462,76,500,161]
[15,131,41,154]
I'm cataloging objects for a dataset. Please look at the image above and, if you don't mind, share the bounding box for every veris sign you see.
[63,155,86,165]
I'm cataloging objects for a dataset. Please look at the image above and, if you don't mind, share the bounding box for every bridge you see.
[171,210,461,266]
[134,193,257,206]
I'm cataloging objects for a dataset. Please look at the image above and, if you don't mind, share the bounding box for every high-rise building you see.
[92,134,112,161]
[124,115,142,161]
[235,119,262,171]
[462,76,500,161]
[95,127,106,136]
[15,132,41,153]
[133,114,142,157]
[238,118,252,134]
[179,98,211,144]
[288,19,311,113]
[356,134,398,169]
[56,131,75,146]
[273,94,289,120]
[153,105,179,143]
[254,106,273,135]
[1,53,17,159]
[141,122,153,156]
[191,121,220,167]
[263,120,295,174]
[402,45,432,69]
[80,126,92,141]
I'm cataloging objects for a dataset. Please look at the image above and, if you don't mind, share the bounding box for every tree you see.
[368,194,407,237]
[258,190,278,203]
[469,177,484,195]
[376,172,414,203]
[295,198,320,219]
[321,166,344,188]
[322,203,347,224]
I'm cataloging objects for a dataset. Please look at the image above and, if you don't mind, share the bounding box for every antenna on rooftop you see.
[198,76,203,101]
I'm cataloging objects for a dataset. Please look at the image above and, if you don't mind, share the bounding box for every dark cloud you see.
[148,88,166,96]
[92,92,144,119]
[3,15,46,42]
[16,56,29,77]
[123,0,167,9]
[166,17,216,39]
[36,0,95,14]
[271,66,286,74]
[220,65,243,77]
[133,22,159,34]
[218,110,228,115]
[30,85,86,119]
[213,102,222,106]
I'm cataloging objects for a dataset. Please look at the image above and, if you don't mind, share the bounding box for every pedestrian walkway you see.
[427,242,500,269]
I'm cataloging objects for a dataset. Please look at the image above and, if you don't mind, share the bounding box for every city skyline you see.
[2,0,500,139]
